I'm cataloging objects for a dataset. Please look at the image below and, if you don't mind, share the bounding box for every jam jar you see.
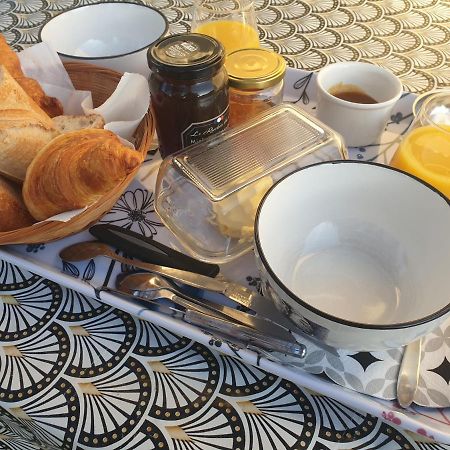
[225,48,286,128]
[147,33,229,158]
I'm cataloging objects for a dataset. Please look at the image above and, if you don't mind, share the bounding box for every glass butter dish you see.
[155,103,348,263]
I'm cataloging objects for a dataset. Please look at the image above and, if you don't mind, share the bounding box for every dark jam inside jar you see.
[148,34,229,159]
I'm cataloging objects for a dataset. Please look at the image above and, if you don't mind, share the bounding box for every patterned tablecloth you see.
[0,1,449,449]
[1,0,449,93]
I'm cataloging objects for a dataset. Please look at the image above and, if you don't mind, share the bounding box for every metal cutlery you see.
[99,284,306,358]
[89,224,220,277]
[397,338,422,408]
[60,240,291,322]
[117,272,300,345]
[60,240,338,355]
[118,272,339,356]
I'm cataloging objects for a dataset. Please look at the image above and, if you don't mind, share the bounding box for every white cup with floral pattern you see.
[316,62,402,147]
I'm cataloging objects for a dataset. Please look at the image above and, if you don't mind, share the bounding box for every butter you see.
[212,175,273,240]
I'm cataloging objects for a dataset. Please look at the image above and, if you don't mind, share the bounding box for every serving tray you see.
[0,68,449,444]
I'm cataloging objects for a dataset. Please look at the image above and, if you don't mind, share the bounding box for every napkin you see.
[82,72,150,142]
[18,43,92,115]
[222,258,449,407]
[17,43,151,222]
[277,321,450,408]
[18,42,150,142]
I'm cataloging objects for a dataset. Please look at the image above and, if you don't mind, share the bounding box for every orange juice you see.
[390,124,450,198]
[194,20,259,54]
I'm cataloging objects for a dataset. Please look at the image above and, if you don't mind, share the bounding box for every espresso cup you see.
[316,62,403,147]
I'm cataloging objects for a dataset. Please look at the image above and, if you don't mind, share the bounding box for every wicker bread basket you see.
[0,62,155,245]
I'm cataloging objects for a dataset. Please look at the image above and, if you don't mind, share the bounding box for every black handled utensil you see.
[89,224,220,278]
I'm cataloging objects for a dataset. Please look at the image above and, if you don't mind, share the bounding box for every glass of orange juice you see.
[390,91,450,198]
[191,0,259,55]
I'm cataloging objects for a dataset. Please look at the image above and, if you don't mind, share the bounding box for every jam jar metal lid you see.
[147,33,225,80]
[225,48,286,90]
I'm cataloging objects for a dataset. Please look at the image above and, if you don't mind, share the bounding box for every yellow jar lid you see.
[225,48,286,90]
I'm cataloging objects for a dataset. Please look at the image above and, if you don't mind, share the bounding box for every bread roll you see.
[0,35,63,117]
[0,176,34,231]
[23,129,143,220]
[0,66,58,182]
[52,114,105,134]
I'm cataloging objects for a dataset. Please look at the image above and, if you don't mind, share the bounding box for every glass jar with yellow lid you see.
[225,48,286,127]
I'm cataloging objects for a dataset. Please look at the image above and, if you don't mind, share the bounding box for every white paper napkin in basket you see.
[17,42,150,222]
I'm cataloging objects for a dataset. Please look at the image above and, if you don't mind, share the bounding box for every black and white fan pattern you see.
[0,261,448,449]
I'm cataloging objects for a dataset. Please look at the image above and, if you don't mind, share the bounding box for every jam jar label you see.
[164,41,200,59]
[181,106,229,148]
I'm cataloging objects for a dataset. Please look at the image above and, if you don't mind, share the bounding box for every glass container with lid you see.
[390,91,450,198]
[155,103,348,263]
[147,33,229,158]
[225,48,286,127]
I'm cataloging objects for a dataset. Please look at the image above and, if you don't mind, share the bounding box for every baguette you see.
[52,114,105,134]
[0,34,63,117]
[0,66,58,182]
[0,176,34,231]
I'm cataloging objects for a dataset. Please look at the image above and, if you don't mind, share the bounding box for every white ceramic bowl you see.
[255,161,450,351]
[40,2,168,76]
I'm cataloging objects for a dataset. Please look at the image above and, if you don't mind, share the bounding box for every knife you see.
[89,224,220,278]
[100,285,306,358]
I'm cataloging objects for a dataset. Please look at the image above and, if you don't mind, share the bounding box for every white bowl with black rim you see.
[254,161,450,351]
[40,2,168,76]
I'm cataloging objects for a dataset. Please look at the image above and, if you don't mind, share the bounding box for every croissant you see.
[23,129,143,221]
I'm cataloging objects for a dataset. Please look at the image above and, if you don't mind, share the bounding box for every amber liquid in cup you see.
[329,83,378,104]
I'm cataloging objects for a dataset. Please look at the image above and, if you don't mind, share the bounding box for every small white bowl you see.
[255,161,450,351]
[316,62,402,147]
[40,2,168,76]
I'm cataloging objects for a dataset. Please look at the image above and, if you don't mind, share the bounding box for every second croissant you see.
[23,128,143,221]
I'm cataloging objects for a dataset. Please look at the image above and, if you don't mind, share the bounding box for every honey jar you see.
[147,33,229,158]
[225,48,286,127]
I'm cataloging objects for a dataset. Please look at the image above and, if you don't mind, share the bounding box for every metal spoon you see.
[60,241,291,318]
[120,274,246,325]
[397,338,422,408]
[60,241,237,293]
[118,272,244,323]
[118,272,339,356]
